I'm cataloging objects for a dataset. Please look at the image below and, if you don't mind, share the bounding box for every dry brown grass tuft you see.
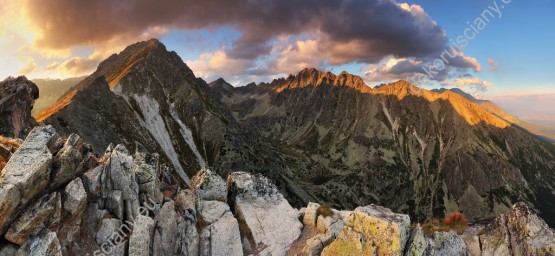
[0,136,20,149]
[444,212,468,235]
[422,212,468,237]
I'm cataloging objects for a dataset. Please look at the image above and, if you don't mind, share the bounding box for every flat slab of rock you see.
[1,126,57,202]
[205,211,244,256]
[228,172,302,256]
[5,193,61,245]
[198,200,231,225]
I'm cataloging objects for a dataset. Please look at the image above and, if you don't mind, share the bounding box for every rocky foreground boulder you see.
[0,126,554,256]
[0,76,39,139]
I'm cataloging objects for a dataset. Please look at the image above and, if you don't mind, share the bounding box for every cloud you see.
[22,0,447,64]
[487,58,499,71]
[268,38,328,74]
[46,56,102,77]
[365,58,424,82]
[18,61,36,75]
[442,78,492,89]
[0,0,486,87]
[363,51,481,85]
[447,51,481,72]
[188,50,251,82]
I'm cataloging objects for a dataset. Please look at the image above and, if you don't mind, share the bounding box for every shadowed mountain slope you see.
[213,69,555,225]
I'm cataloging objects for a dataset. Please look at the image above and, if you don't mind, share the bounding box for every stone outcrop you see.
[0,126,59,233]
[1,126,554,256]
[471,202,555,256]
[129,215,155,256]
[321,205,411,256]
[228,172,303,255]
[0,76,38,138]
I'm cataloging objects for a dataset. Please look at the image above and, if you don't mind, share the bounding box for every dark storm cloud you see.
[24,0,448,63]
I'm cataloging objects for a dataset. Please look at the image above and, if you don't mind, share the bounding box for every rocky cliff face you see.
[0,76,39,138]
[0,126,554,255]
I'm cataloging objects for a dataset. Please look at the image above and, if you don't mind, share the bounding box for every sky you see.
[0,0,554,120]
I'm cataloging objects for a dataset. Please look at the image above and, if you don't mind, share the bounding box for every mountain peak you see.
[373,80,421,96]
[273,68,369,92]
[431,87,488,103]
[94,38,193,89]
[209,78,234,92]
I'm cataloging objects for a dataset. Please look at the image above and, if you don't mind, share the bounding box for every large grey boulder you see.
[62,177,87,216]
[191,168,227,202]
[198,200,231,225]
[153,201,178,256]
[227,172,302,256]
[129,215,155,256]
[203,211,243,256]
[428,231,467,256]
[50,134,84,188]
[0,244,19,256]
[133,151,162,204]
[0,126,57,234]
[82,165,103,201]
[100,144,140,222]
[322,204,411,256]
[479,202,555,255]
[1,126,57,202]
[95,218,126,256]
[0,183,22,233]
[174,219,199,256]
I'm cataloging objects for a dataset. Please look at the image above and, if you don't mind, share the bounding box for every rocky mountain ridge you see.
[30,39,555,228]
[36,40,286,193]
[214,69,555,226]
[0,126,553,256]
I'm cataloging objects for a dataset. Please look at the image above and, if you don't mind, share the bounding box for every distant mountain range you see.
[35,39,555,226]
[31,77,85,117]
